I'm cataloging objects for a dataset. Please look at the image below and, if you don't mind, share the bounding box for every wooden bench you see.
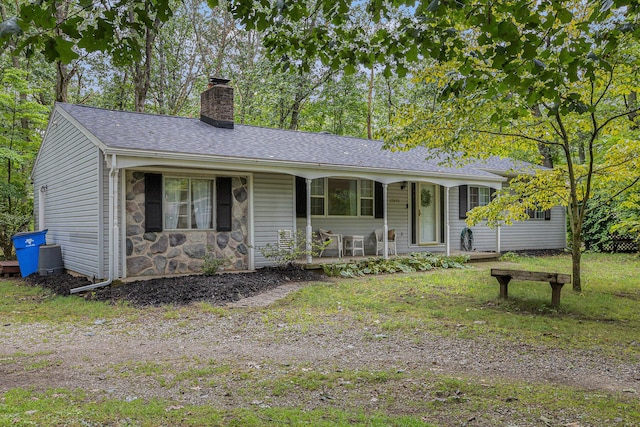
[490,269,571,307]
[0,260,20,277]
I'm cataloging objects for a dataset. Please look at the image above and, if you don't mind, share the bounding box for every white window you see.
[310,178,325,216]
[469,186,491,210]
[527,208,546,220]
[164,177,215,229]
[360,180,374,216]
[310,178,375,217]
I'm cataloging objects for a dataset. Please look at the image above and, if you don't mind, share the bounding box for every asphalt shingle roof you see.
[58,103,520,179]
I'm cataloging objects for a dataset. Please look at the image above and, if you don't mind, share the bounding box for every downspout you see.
[71,154,117,293]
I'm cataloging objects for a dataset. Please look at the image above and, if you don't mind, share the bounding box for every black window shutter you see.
[440,186,445,243]
[216,177,232,231]
[490,188,496,200]
[374,181,384,218]
[459,185,468,219]
[295,176,306,218]
[145,173,163,232]
[545,208,552,221]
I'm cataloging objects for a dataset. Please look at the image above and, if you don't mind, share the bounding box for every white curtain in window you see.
[192,179,213,229]
[164,178,182,229]
[165,202,179,229]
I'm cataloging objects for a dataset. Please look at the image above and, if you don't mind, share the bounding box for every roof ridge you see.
[57,102,387,144]
[58,102,196,121]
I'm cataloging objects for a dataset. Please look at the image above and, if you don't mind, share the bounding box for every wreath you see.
[421,188,432,207]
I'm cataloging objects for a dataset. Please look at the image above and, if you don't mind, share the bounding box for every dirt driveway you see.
[1,273,639,426]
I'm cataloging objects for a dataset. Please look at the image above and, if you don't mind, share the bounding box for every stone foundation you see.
[125,171,248,276]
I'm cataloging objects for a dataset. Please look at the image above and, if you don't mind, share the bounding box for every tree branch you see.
[596,106,640,134]
[464,128,562,147]
[585,176,640,215]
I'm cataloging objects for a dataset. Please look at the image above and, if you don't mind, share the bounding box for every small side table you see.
[343,235,365,256]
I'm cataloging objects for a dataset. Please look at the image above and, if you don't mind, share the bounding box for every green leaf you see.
[21,4,56,29]
[406,44,419,62]
[344,63,356,75]
[519,39,535,58]
[58,17,83,40]
[55,37,79,63]
[557,8,573,24]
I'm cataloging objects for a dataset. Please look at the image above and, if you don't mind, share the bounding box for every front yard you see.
[1,253,639,426]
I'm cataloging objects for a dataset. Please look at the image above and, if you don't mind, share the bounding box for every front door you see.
[418,183,438,244]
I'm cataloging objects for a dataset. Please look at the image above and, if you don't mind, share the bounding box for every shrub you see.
[322,252,468,277]
[256,230,329,267]
[202,251,226,275]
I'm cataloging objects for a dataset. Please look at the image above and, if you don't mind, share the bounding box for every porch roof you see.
[56,103,531,184]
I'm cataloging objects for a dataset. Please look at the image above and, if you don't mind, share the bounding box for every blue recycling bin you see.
[12,230,48,277]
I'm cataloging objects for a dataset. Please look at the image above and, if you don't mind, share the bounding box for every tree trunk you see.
[578,139,586,165]
[156,36,166,114]
[571,229,582,292]
[289,98,301,130]
[367,67,374,139]
[55,61,71,102]
[531,104,553,167]
[53,0,77,103]
[132,1,161,113]
[626,91,638,130]
[538,143,553,168]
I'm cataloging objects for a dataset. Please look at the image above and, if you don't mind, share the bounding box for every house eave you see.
[103,147,506,188]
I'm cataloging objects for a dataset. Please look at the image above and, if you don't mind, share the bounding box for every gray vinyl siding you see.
[499,207,566,250]
[32,110,104,278]
[253,173,295,268]
[449,186,567,252]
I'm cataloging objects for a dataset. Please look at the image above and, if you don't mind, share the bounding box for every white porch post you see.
[112,168,120,279]
[496,225,501,253]
[445,186,451,256]
[383,183,389,259]
[306,178,313,264]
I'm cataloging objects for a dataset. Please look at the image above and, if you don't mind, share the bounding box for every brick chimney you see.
[200,77,234,129]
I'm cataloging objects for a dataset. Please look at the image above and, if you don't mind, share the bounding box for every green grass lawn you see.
[274,252,640,356]
[1,252,639,426]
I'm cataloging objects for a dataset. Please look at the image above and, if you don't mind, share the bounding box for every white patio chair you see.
[375,228,396,255]
[318,228,343,257]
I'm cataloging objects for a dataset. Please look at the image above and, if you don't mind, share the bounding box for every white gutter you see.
[71,154,117,293]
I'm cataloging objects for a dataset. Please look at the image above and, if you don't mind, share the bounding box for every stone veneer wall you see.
[125,171,249,276]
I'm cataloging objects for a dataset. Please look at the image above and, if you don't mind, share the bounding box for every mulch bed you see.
[21,250,566,307]
[24,266,324,307]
